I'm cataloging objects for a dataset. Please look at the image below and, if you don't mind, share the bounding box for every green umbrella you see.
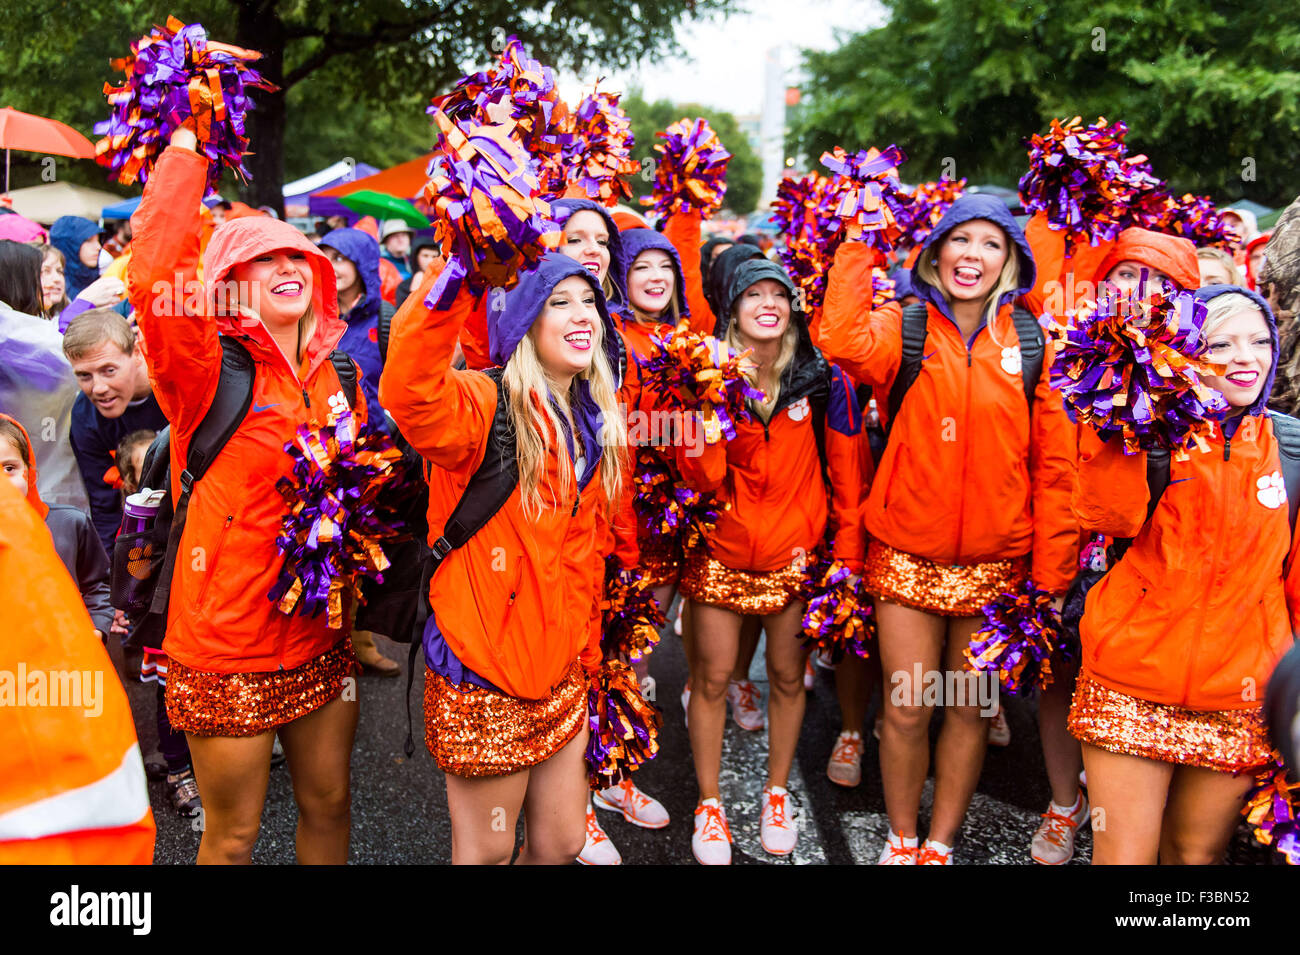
[337,189,430,228]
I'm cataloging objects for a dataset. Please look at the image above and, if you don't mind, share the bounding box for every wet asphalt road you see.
[119,610,1273,866]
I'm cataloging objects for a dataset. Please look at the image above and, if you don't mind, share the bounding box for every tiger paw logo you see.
[1256,471,1286,509]
[787,397,811,422]
[1000,345,1022,375]
[327,390,350,418]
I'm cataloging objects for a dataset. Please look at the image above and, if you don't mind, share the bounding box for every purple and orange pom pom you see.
[965,580,1062,696]
[641,118,731,219]
[600,556,666,662]
[586,659,662,789]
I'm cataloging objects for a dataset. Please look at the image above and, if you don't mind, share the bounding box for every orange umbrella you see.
[0,107,96,194]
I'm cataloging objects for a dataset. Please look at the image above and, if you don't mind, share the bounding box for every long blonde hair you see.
[502,316,626,519]
[725,312,797,421]
[916,230,1021,330]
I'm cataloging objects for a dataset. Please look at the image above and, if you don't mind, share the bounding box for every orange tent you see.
[317,153,434,201]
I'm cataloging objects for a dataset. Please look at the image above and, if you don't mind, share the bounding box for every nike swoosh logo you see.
[923,350,936,360]
[252,402,280,413]
[1168,477,1194,485]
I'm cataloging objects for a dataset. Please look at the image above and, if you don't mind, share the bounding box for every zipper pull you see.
[1223,435,1231,461]
[302,388,311,409]
[967,350,972,367]
[571,490,581,517]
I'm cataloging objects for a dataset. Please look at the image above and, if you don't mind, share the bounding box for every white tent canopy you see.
[7,181,127,224]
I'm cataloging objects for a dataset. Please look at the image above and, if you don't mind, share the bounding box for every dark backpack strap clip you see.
[886,303,929,438]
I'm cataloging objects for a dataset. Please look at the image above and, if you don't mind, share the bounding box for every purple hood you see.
[1194,284,1280,422]
[551,197,627,306]
[614,228,690,325]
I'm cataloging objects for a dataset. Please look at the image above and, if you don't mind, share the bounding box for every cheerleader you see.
[821,194,1077,864]
[129,127,363,864]
[679,258,866,863]
[1069,285,1299,865]
[380,253,626,865]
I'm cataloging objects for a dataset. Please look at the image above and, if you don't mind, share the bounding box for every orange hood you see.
[1092,227,1200,291]
[0,413,46,519]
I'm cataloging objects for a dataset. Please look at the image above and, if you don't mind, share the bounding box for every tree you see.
[1,0,734,213]
[622,91,763,216]
[788,0,1300,206]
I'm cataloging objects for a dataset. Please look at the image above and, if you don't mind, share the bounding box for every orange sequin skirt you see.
[424,660,588,778]
[863,540,1030,617]
[638,530,683,590]
[679,546,806,616]
[166,639,357,738]
[1068,674,1272,774]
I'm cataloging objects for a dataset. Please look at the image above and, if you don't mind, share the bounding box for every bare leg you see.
[444,769,529,865]
[518,724,592,865]
[762,601,809,789]
[731,615,762,683]
[927,614,992,846]
[1081,742,1172,864]
[1038,653,1083,806]
[277,692,359,864]
[185,731,275,864]
[1158,763,1254,865]
[836,654,873,734]
[689,601,742,800]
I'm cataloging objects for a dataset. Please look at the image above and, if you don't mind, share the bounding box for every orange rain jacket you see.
[1074,285,1299,710]
[0,477,155,863]
[129,146,365,673]
[821,196,1077,593]
[680,258,867,574]
[380,256,617,699]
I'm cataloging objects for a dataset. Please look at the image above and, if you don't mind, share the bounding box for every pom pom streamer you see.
[631,448,724,551]
[642,118,731,219]
[600,555,666,661]
[268,409,408,631]
[819,145,913,253]
[1017,116,1162,253]
[1135,191,1242,251]
[965,579,1062,696]
[95,16,277,195]
[771,172,853,317]
[799,555,874,663]
[586,659,662,789]
[1042,280,1228,456]
[899,178,967,248]
[1242,757,1300,865]
[638,320,765,445]
[542,84,639,205]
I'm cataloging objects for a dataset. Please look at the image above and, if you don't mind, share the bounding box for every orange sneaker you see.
[593,778,670,830]
[691,798,733,865]
[760,786,797,855]
[577,802,621,866]
[826,730,863,787]
[877,830,918,865]
[917,838,954,865]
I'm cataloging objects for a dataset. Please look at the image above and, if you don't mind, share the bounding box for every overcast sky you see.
[557,1,887,116]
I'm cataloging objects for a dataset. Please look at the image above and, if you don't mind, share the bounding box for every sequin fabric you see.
[166,639,357,737]
[638,532,683,589]
[1068,674,1272,773]
[679,546,806,615]
[424,660,587,777]
[863,539,1030,616]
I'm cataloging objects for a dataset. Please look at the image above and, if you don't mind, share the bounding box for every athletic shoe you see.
[691,798,732,865]
[826,730,863,787]
[270,735,286,768]
[674,601,683,636]
[1079,769,1088,788]
[726,679,765,731]
[877,829,919,865]
[803,657,816,690]
[577,803,621,865]
[166,766,202,818]
[1031,791,1089,865]
[812,648,836,670]
[144,752,167,781]
[988,707,1011,747]
[681,685,691,730]
[594,778,670,829]
[760,786,797,855]
[917,838,954,865]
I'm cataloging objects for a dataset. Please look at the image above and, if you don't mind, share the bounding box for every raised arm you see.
[825,365,867,572]
[821,243,904,388]
[663,210,715,335]
[379,268,496,473]
[127,136,220,437]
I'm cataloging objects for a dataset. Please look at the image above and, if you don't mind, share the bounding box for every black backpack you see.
[1061,411,1300,642]
[109,336,358,646]
[868,302,1044,461]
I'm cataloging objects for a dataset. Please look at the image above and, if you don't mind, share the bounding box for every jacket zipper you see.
[952,335,974,561]
[753,420,771,567]
[1182,452,1224,705]
[196,515,233,606]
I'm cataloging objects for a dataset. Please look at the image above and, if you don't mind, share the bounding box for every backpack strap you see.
[329,350,359,409]
[1269,411,1300,533]
[378,301,397,367]
[1010,305,1044,409]
[149,336,256,614]
[886,303,929,438]
[403,367,519,756]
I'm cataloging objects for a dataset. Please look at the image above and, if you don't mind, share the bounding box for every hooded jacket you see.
[821,193,1078,592]
[50,216,100,300]
[680,259,867,573]
[1074,285,1300,710]
[319,227,387,428]
[128,145,363,674]
[1091,227,1200,293]
[0,477,154,864]
[706,244,765,318]
[380,254,619,699]
[3,412,115,637]
[612,229,691,403]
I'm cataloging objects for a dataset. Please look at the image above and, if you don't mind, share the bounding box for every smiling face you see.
[1200,306,1272,411]
[228,250,314,331]
[0,434,28,497]
[530,275,602,384]
[1104,259,1174,298]
[559,211,611,282]
[69,339,150,419]
[733,278,791,346]
[41,251,65,309]
[627,249,676,317]
[936,220,1009,303]
[322,247,361,302]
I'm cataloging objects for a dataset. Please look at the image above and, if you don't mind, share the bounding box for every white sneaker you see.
[692,798,732,865]
[674,601,683,636]
[988,707,1011,747]
[760,786,797,855]
[918,838,954,865]
[681,685,691,729]
[803,657,816,690]
[594,778,670,829]
[877,829,919,865]
[1079,769,1088,788]
[726,679,765,731]
[577,802,621,865]
[1031,791,1089,865]
[826,730,863,788]
[813,648,837,670]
